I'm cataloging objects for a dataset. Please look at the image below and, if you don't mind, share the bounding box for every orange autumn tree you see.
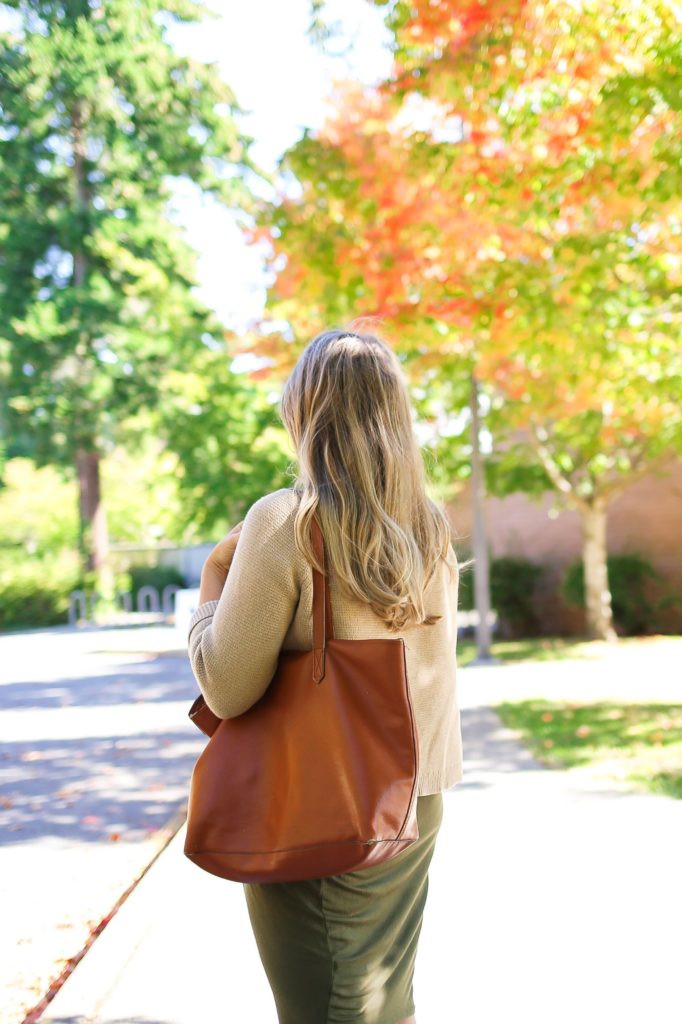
[240,1,682,640]
[370,0,682,639]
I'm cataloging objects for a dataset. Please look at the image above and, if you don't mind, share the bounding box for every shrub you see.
[124,564,187,611]
[0,557,187,631]
[562,553,661,634]
[457,555,544,637]
[127,564,186,596]
[0,559,81,630]
[491,557,544,635]
[456,565,475,612]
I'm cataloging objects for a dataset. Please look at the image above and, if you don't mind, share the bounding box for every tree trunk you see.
[76,447,113,595]
[72,104,114,601]
[470,374,493,660]
[580,496,617,641]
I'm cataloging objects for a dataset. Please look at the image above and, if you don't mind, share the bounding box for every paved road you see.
[0,624,203,1024]
[41,666,682,1024]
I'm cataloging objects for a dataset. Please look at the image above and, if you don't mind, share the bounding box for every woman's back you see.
[187,324,465,1021]
[188,486,463,797]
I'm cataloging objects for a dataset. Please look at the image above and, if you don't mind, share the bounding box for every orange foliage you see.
[246,0,681,447]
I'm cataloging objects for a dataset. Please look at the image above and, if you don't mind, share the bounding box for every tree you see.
[0,0,265,591]
[367,0,682,640]
[156,345,296,538]
[241,0,682,639]
[237,83,501,656]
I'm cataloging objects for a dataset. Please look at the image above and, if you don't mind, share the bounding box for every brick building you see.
[447,455,682,635]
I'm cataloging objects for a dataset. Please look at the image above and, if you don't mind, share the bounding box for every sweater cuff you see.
[187,599,220,644]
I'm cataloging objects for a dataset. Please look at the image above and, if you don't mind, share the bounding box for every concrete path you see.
[0,624,204,1024]
[39,671,682,1024]
[458,635,682,706]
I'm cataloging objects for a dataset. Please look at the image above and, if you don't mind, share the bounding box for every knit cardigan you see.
[187,487,463,796]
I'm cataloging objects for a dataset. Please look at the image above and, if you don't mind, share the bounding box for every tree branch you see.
[527,422,589,512]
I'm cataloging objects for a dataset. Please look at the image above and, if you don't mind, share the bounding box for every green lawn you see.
[457,635,682,799]
[457,634,682,667]
[494,699,682,799]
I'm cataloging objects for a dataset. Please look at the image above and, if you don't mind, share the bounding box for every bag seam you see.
[186,837,416,857]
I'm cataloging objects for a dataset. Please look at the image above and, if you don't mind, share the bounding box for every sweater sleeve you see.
[186,489,302,719]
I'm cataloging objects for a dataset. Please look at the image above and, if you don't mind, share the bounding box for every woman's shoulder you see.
[249,486,299,513]
[241,488,301,549]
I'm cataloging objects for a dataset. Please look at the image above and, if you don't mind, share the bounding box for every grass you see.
[494,699,682,799]
[457,633,682,667]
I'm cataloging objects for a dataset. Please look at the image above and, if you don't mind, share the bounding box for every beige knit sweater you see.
[187,487,463,796]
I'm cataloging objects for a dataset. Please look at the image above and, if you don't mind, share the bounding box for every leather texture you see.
[184,511,420,883]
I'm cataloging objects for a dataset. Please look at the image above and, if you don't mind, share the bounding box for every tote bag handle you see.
[310,512,335,683]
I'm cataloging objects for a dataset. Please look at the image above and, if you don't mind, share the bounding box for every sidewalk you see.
[0,625,204,1024]
[40,688,682,1024]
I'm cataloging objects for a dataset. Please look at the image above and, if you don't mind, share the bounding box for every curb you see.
[23,805,188,1024]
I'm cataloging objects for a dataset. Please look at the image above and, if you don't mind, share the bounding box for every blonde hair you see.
[279,320,458,631]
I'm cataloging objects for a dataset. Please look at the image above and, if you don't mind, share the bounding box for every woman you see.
[187,325,463,1024]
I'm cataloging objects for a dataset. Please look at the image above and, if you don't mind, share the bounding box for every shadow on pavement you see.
[0,728,203,843]
[0,655,196,711]
[46,1018,181,1023]
[460,704,548,777]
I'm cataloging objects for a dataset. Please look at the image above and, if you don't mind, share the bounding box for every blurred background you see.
[0,2,680,1022]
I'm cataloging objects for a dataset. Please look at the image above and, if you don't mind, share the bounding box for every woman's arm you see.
[187,491,301,719]
[197,520,244,603]
[198,562,227,604]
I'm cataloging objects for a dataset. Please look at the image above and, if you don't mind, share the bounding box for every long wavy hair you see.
[279,321,458,631]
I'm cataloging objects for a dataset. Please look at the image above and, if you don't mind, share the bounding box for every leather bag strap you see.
[311,513,334,683]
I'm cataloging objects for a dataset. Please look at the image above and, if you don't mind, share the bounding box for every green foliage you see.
[127,564,186,596]
[99,440,186,544]
[158,348,296,537]
[292,0,682,647]
[492,557,545,635]
[562,553,662,634]
[0,554,185,631]
[484,441,554,500]
[0,0,266,470]
[457,633,682,666]
[0,574,68,629]
[0,449,187,556]
[496,699,682,800]
[0,458,79,558]
[0,555,81,630]
[458,555,544,637]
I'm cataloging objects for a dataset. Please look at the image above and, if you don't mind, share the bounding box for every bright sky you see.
[164,0,393,337]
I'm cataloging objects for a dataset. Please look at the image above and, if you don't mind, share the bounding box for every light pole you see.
[469,373,496,663]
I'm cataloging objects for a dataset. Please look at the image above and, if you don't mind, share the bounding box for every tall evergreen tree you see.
[0,0,265,585]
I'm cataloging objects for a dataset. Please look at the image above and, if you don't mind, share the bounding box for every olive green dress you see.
[242,791,444,1024]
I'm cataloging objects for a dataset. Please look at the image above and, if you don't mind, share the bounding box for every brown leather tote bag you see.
[183,512,420,883]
